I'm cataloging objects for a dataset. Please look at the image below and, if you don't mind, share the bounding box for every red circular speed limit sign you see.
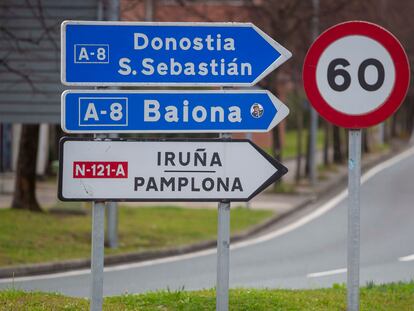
[303,21,410,128]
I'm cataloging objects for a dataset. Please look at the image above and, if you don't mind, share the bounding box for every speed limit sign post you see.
[303,21,410,311]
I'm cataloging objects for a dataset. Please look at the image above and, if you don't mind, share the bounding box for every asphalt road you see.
[1,147,414,297]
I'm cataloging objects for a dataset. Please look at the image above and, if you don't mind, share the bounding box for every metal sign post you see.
[303,21,410,311]
[95,132,118,249]
[106,201,118,248]
[90,131,106,311]
[308,0,320,186]
[347,129,361,311]
[245,132,253,209]
[103,0,120,251]
[90,201,105,311]
[59,19,292,311]
[216,199,230,311]
[216,132,231,311]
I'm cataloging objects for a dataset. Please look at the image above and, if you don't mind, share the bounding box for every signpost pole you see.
[103,0,120,250]
[303,22,410,311]
[89,128,105,311]
[216,201,230,311]
[90,201,105,311]
[245,132,253,209]
[106,201,118,248]
[216,133,231,311]
[60,18,292,311]
[309,0,319,186]
[347,129,361,311]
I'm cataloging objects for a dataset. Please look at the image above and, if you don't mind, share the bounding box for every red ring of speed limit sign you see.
[303,21,410,129]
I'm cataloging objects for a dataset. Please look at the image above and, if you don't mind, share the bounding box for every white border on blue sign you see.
[60,21,292,87]
[61,89,289,134]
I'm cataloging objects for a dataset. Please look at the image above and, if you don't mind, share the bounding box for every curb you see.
[0,145,403,279]
[0,199,312,279]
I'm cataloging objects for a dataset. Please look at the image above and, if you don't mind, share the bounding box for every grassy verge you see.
[283,129,324,159]
[1,282,413,310]
[262,129,324,159]
[0,206,273,267]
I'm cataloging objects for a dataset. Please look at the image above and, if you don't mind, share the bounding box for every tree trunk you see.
[362,129,370,154]
[323,121,330,166]
[404,98,414,135]
[272,125,282,190]
[384,120,390,143]
[295,100,303,183]
[333,126,344,164]
[11,124,42,212]
[391,114,398,138]
[305,129,310,177]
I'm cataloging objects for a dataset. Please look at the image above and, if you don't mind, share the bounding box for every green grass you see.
[1,282,414,310]
[283,129,324,159]
[263,129,324,159]
[271,181,296,194]
[0,206,273,267]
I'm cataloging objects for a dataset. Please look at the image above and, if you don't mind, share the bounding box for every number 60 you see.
[327,58,385,92]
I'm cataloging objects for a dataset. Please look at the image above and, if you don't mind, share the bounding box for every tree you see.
[323,121,331,166]
[1,0,62,212]
[11,125,41,211]
[332,127,344,164]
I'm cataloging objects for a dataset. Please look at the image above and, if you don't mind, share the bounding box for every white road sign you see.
[58,138,287,201]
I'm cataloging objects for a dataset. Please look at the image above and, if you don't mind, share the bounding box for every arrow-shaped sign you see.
[61,21,291,86]
[61,90,289,133]
[58,138,287,201]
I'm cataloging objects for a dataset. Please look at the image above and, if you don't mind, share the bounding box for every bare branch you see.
[36,0,59,51]
[0,0,60,93]
[0,58,39,92]
[121,0,143,13]
[173,0,214,22]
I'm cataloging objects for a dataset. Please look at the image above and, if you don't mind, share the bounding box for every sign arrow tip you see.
[267,91,290,131]
[246,140,288,201]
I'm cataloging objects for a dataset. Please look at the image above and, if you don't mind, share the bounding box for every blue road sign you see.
[61,90,289,133]
[61,21,291,86]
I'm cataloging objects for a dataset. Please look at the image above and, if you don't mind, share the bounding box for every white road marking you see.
[1,146,414,284]
[307,268,347,278]
[0,249,218,283]
[233,146,414,249]
[398,254,414,262]
[0,269,91,283]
